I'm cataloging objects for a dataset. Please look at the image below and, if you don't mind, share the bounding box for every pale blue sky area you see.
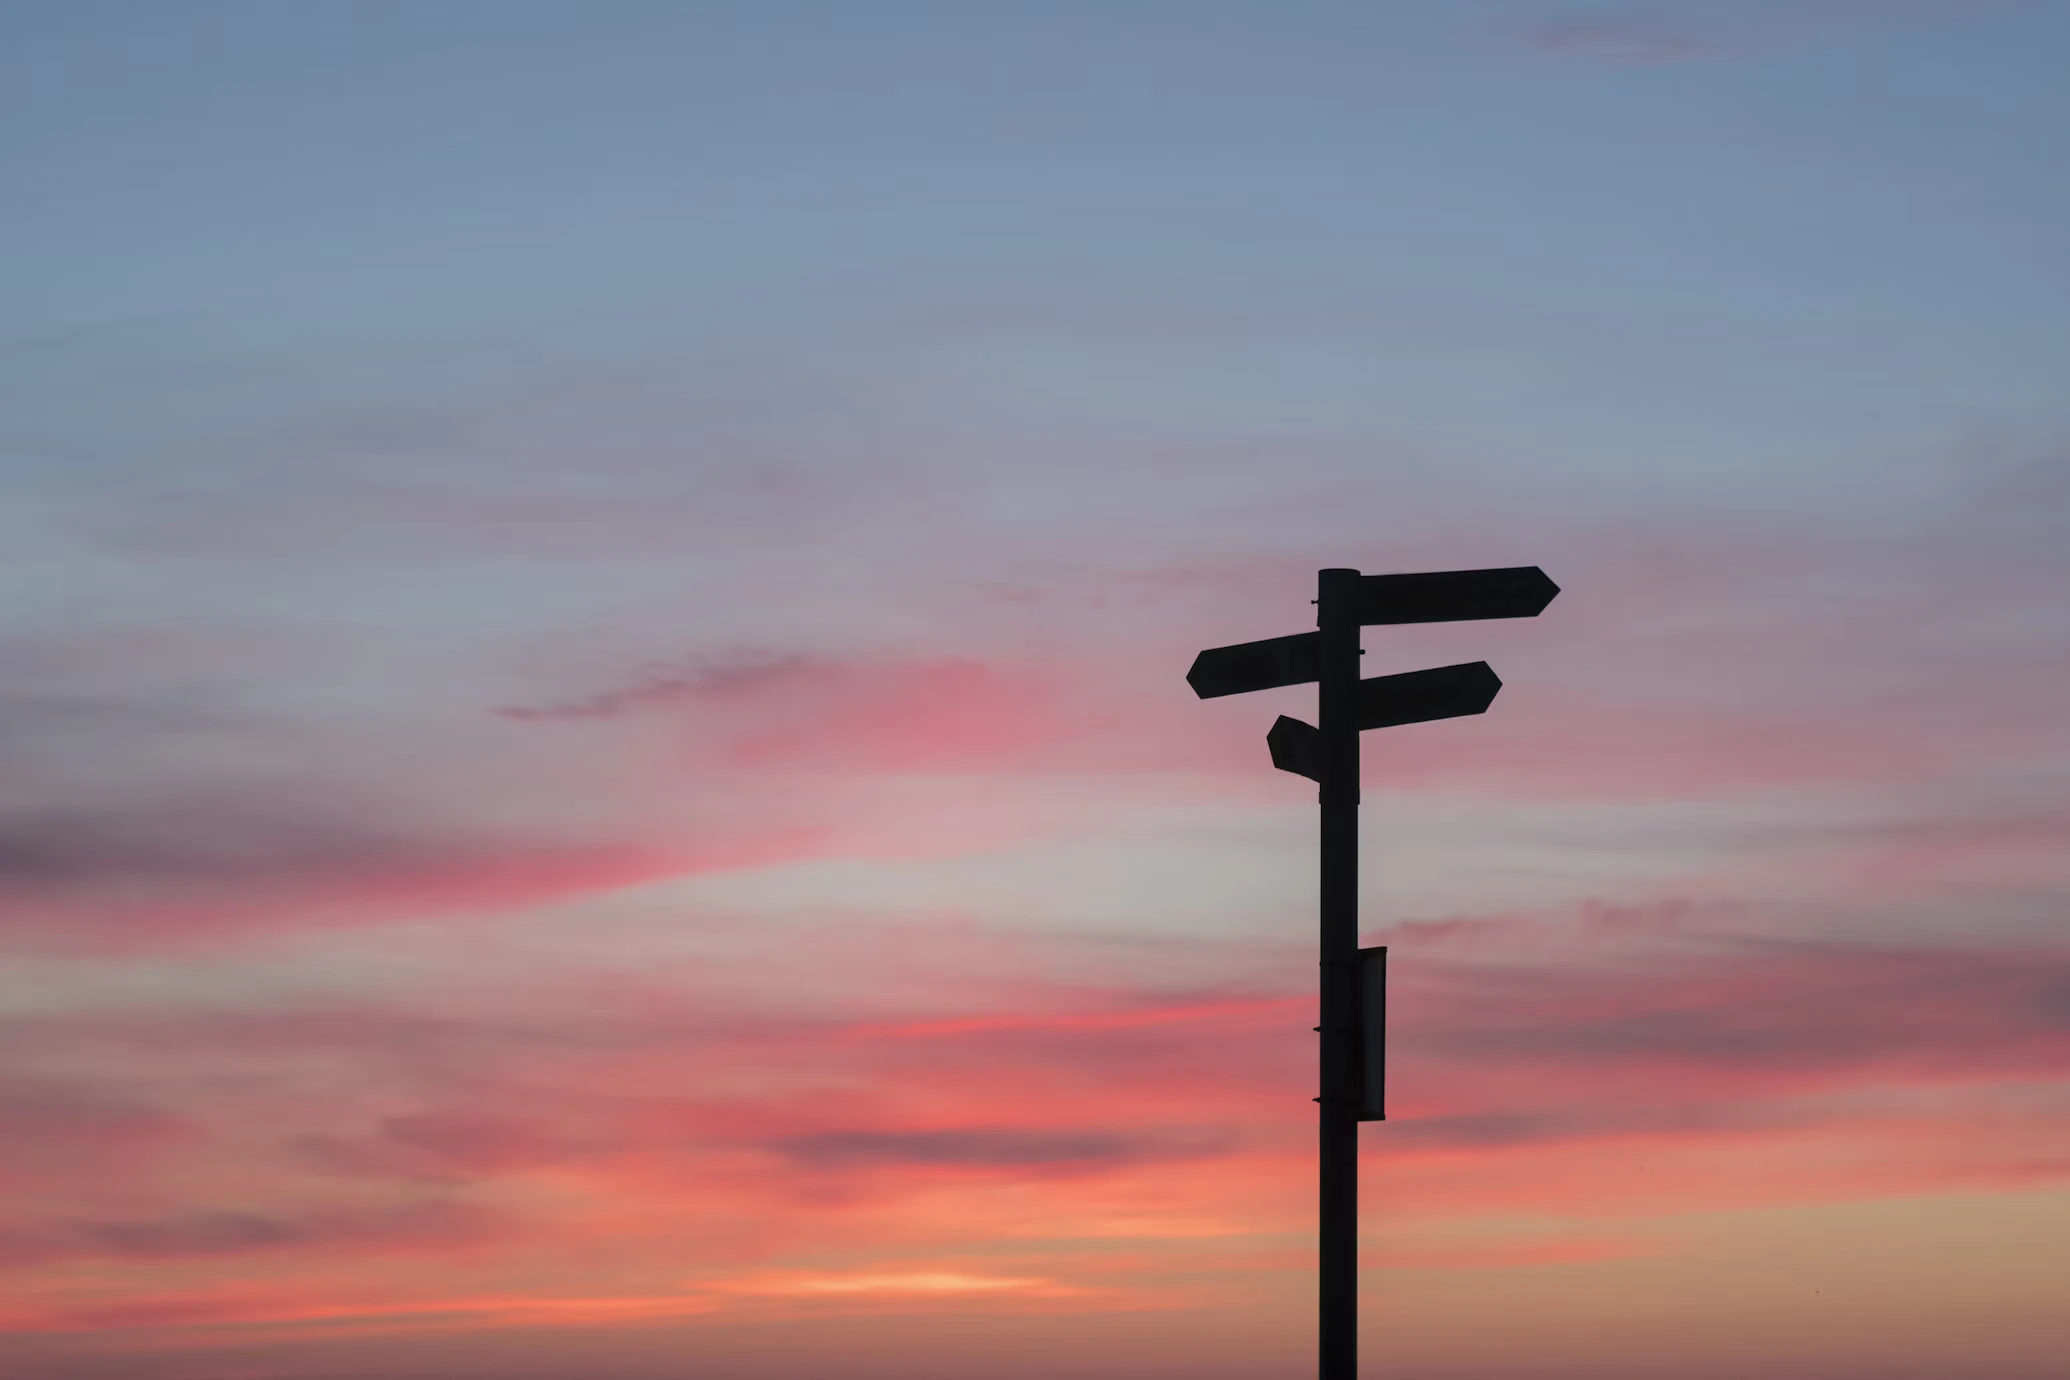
[9,2,2067,486]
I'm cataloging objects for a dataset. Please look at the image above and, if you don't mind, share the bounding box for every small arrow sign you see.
[1267,715,1323,782]
[1357,661,1501,730]
[1265,663,1499,780]
[1357,566,1558,626]
[1188,631,1320,699]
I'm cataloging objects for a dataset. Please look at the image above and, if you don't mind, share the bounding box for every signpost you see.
[1188,565,1557,1380]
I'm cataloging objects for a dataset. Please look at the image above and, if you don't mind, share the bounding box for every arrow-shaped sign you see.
[1268,714,1324,782]
[1357,660,1501,729]
[1191,571,1553,701]
[1357,566,1558,626]
[1187,631,1320,699]
[1265,662,1502,781]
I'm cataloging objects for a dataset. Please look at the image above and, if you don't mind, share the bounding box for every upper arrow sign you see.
[1357,661,1501,729]
[1187,631,1320,699]
[1357,567,1558,626]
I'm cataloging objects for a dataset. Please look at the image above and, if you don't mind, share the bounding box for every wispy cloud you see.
[0,1201,500,1269]
[494,651,822,722]
[0,792,680,948]
[1501,1,2024,66]
[1511,15,1727,64]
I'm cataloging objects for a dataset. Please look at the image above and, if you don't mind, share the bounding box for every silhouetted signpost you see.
[1188,565,1558,1380]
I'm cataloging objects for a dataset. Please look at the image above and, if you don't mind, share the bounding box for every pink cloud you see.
[494,650,822,722]
[503,652,1080,775]
[0,1080,193,1175]
[0,1200,502,1270]
[11,443,2064,970]
[8,919,2062,1228]
[0,783,845,950]
[0,915,2061,1368]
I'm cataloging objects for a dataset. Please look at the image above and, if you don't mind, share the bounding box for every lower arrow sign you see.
[1358,661,1501,730]
[1266,664,1502,782]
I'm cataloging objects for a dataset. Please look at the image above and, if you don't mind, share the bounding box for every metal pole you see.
[1316,567,1362,1380]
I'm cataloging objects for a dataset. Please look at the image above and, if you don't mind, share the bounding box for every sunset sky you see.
[5,3,2069,1377]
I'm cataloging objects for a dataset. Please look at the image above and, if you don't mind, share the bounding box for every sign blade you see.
[1266,715,1323,782]
[1357,661,1501,730]
[1357,566,1558,626]
[1187,631,1321,699]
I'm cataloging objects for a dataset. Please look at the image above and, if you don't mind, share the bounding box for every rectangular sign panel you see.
[1357,566,1558,626]
[1356,661,1501,730]
[1187,630,1321,699]
[1359,945,1386,1122]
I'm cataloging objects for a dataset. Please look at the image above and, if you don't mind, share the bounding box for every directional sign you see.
[1187,631,1320,699]
[1267,715,1323,782]
[1357,566,1558,626]
[1188,562,1555,1380]
[1357,661,1501,729]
